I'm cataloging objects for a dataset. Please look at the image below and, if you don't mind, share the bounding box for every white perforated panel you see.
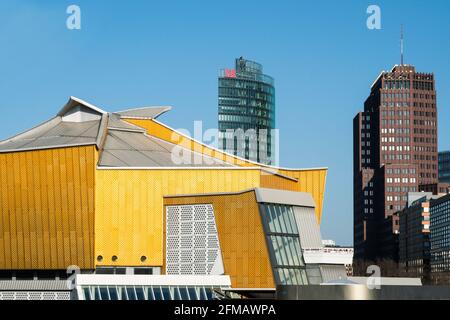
[166,204,224,275]
[0,291,71,300]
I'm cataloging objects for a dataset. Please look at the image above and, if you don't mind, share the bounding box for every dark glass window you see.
[179,287,190,300]
[94,287,101,300]
[120,287,128,300]
[134,268,153,275]
[108,287,118,300]
[153,287,163,300]
[188,287,198,300]
[100,287,110,300]
[147,288,155,300]
[135,287,145,300]
[126,287,137,300]
[161,287,171,300]
[83,288,92,300]
[173,288,181,300]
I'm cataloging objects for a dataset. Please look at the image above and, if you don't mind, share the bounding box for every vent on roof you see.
[62,105,102,122]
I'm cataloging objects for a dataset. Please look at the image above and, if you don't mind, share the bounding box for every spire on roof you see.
[400,25,404,66]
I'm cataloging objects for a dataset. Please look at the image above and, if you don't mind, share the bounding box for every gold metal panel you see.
[0,146,97,270]
[95,169,261,267]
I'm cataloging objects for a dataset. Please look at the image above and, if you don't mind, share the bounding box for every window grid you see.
[81,286,219,301]
[261,204,308,286]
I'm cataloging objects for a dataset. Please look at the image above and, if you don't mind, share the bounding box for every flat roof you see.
[75,275,232,287]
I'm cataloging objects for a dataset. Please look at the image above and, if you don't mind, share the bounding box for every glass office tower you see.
[439,151,450,183]
[218,57,275,165]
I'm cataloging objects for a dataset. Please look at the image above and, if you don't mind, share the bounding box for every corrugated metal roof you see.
[107,113,146,132]
[115,106,172,119]
[293,206,323,249]
[0,118,101,153]
[319,265,348,282]
[99,129,233,167]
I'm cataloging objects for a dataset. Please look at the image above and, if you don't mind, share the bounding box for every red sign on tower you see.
[224,69,236,78]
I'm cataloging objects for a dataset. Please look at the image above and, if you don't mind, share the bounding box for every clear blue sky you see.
[1,0,449,245]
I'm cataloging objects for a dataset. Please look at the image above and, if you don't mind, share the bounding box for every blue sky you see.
[1,0,449,245]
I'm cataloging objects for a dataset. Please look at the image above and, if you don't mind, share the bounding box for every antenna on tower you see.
[400,25,404,65]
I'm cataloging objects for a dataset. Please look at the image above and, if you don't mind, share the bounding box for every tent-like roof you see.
[0,117,102,152]
[0,96,232,168]
[99,129,232,167]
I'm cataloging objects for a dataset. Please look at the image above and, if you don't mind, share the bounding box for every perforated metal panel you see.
[0,291,71,300]
[166,204,224,275]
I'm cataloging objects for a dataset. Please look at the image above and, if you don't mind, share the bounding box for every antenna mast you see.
[400,25,404,65]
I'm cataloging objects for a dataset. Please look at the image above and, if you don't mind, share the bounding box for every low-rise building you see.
[398,193,433,281]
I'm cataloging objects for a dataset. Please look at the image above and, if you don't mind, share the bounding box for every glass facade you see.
[218,57,275,165]
[439,151,450,183]
[430,195,450,274]
[80,285,220,301]
[260,204,308,285]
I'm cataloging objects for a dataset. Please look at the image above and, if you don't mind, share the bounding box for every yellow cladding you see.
[260,169,327,224]
[95,169,261,267]
[164,191,275,289]
[124,118,327,223]
[0,146,96,270]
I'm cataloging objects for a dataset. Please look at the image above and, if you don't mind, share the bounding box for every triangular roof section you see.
[115,106,172,120]
[0,96,107,153]
[57,96,107,117]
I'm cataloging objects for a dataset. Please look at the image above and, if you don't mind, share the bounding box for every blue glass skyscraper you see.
[218,57,276,165]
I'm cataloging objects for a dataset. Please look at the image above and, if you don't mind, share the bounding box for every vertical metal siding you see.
[95,169,261,268]
[0,146,96,270]
[293,206,323,249]
[319,265,348,282]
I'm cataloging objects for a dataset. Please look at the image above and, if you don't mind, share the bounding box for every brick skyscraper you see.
[354,64,438,266]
